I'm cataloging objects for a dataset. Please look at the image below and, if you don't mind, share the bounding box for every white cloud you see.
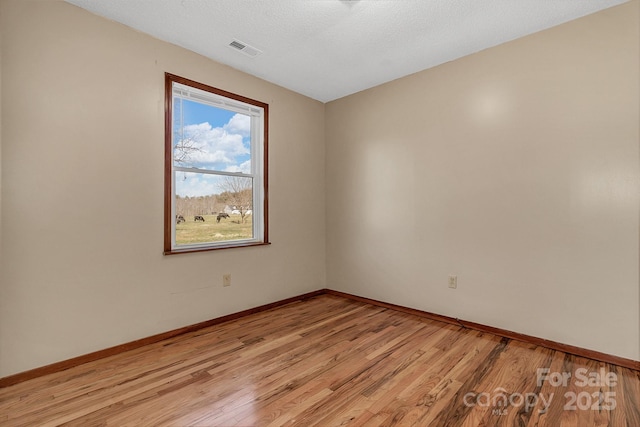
[175,173,223,197]
[224,159,252,174]
[223,113,251,137]
[174,114,252,196]
[179,117,249,170]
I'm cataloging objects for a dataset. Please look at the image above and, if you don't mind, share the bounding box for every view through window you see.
[164,74,268,253]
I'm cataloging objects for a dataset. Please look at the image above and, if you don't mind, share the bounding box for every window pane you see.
[165,73,267,254]
[173,98,252,173]
[174,172,254,246]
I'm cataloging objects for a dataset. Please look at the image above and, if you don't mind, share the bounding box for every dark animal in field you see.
[194,215,205,222]
[176,215,185,224]
[216,213,230,223]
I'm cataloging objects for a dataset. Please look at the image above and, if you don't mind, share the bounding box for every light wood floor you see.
[1,295,639,426]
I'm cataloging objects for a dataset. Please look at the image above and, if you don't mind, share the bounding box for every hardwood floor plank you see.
[454,340,554,427]
[1,294,637,427]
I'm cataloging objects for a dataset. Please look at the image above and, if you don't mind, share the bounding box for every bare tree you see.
[174,135,204,165]
[218,176,253,223]
[176,195,219,219]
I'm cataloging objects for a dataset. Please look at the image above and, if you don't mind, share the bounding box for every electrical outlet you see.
[223,274,231,287]
[448,275,457,289]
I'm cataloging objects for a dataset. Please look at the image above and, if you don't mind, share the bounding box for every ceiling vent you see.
[228,39,262,58]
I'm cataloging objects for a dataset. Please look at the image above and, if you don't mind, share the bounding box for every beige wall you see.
[0,0,326,376]
[326,1,639,360]
[1,0,638,378]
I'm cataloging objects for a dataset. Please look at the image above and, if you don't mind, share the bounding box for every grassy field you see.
[176,214,252,245]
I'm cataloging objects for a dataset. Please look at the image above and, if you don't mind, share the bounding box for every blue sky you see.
[174,98,252,197]
[182,99,234,127]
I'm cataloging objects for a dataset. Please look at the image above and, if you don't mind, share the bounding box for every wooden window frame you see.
[163,73,269,255]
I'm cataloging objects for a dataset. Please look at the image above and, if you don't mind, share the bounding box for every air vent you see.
[228,39,262,58]
[229,40,245,50]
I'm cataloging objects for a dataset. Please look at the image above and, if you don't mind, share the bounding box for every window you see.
[164,73,268,254]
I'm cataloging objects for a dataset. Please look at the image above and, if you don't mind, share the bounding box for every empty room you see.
[0,0,638,426]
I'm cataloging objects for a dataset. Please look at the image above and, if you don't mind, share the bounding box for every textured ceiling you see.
[65,0,627,103]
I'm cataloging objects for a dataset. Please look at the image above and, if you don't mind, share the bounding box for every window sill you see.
[164,241,271,255]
